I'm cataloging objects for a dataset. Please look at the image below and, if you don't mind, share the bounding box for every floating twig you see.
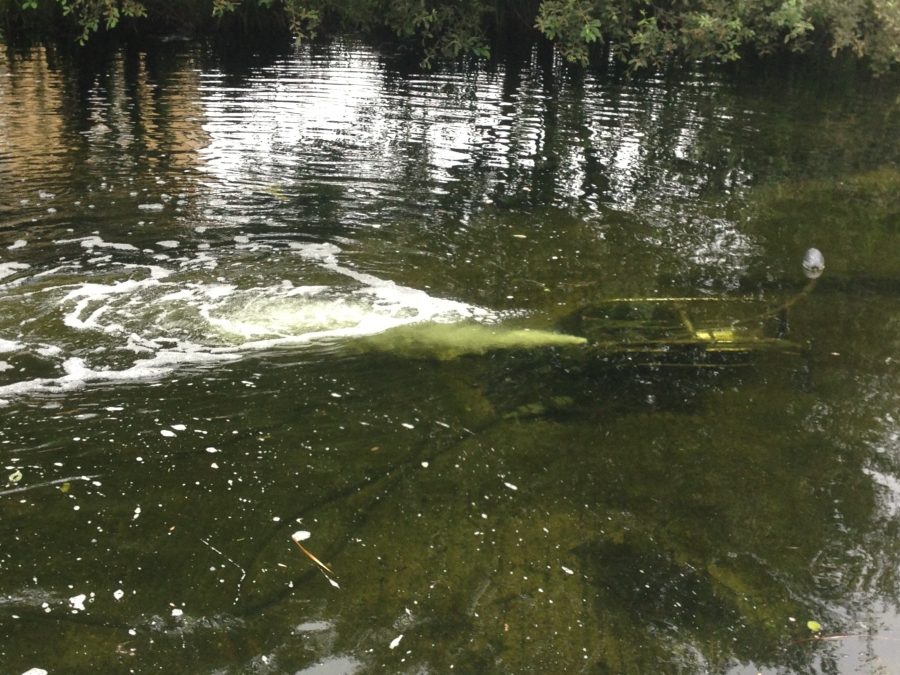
[292,531,335,576]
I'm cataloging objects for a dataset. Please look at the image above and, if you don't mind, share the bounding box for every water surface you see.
[2,40,900,675]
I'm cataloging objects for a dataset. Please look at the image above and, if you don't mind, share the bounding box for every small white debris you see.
[105,406,123,412]
[171,424,186,431]
[481,513,488,519]
[562,566,574,575]
[272,516,281,522]
[113,590,124,600]
[138,203,164,211]
[8,240,27,250]
[330,392,341,398]
[21,669,48,675]
[389,635,403,649]
[128,629,136,636]
[156,240,179,249]
[69,594,87,611]
[421,461,429,468]
[327,577,340,589]
[292,531,311,542]
[210,463,218,469]
[133,506,141,520]
[504,482,518,491]
[401,423,415,429]
[39,191,55,200]
[160,429,176,437]
[206,447,218,453]
[171,608,183,617]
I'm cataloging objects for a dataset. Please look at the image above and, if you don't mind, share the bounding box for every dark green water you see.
[2,40,900,675]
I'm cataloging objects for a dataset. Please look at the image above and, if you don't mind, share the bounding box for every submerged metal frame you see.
[562,278,819,365]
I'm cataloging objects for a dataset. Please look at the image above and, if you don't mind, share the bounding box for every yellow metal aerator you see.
[558,250,823,366]
[558,296,797,366]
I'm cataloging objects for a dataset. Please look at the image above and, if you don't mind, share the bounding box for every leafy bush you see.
[535,0,900,74]
[5,0,900,73]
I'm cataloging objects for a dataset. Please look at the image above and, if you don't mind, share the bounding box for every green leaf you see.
[807,620,822,632]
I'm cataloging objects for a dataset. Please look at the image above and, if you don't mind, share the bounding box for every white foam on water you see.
[0,339,21,353]
[56,235,140,251]
[0,351,239,400]
[0,241,541,403]
[0,262,29,280]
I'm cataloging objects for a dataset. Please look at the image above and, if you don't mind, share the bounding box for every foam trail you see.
[0,352,239,404]
[0,241,554,404]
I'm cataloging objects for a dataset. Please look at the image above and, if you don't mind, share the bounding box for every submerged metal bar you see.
[675,305,696,334]
[734,278,819,324]
[600,296,757,303]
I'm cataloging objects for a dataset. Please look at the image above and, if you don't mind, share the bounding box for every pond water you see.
[2,38,900,675]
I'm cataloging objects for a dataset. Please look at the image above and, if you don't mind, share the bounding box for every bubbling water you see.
[0,239,569,403]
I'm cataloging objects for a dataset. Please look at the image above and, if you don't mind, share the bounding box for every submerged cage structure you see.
[558,291,810,367]
[557,250,824,366]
